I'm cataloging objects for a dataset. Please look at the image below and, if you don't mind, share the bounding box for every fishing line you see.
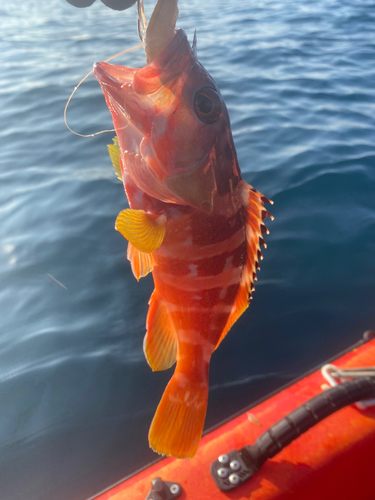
[64,43,142,138]
[137,0,147,41]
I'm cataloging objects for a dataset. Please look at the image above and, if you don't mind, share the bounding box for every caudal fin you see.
[148,370,209,458]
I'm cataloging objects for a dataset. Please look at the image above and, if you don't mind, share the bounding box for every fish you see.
[93,0,273,459]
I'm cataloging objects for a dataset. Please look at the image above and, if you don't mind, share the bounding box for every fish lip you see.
[93,62,127,95]
[93,61,143,126]
[93,62,112,86]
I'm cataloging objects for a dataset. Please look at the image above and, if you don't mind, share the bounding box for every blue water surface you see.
[1,0,375,499]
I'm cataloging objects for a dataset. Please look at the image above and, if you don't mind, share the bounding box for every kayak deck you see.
[93,336,375,500]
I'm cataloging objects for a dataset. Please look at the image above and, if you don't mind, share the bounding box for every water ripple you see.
[1,0,375,499]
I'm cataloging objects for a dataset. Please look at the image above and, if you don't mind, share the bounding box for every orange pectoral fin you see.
[215,181,273,349]
[144,291,177,371]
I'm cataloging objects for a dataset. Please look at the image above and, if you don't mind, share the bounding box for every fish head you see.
[94,30,240,213]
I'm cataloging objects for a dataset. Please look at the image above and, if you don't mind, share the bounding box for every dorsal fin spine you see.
[215,181,272,349]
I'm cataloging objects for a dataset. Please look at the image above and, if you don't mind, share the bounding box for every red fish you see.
[93,0,272,458]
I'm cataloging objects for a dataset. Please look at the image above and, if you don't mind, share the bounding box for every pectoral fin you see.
[115,209,166,253]
[107,136,122,181]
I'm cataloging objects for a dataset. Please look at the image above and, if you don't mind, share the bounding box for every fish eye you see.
[193,86,222,124]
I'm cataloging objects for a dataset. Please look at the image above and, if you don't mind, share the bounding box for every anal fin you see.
[215,181,273,349]
[127,242,153,281]
[144,291,177,371]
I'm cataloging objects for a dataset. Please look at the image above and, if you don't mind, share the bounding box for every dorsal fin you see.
[107,136,122,181]
[215,181,273,349]
[144,291,177,371]
[127,242,153,281]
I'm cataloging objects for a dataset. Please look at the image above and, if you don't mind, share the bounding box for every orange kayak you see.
[92,333,375,500]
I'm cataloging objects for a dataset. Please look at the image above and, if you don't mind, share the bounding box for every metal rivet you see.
[217,467,229,478]
[229,473,240,485]
[170,484,180,495]
[151,478,163,492]
[230,460,241,471]
[218,454,229,464]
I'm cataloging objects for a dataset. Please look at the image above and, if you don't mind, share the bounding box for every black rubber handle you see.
[242,376,375,468]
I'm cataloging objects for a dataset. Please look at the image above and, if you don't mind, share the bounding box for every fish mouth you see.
[93,29,190,98]
[93,61,154,153]
[93,61,135,89]
[93,62,138,116]
[93,29,192,134]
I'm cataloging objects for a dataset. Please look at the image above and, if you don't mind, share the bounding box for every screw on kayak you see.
[145,477,182,500]
[228,473,240,485]
[218,454,229,464]
[229,459,241,471]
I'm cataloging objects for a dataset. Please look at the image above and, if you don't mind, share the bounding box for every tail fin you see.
[148,367,209,459]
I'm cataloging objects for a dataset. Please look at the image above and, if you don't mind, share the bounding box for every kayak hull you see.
[93,336,375,500]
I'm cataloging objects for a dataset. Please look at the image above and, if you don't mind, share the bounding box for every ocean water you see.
[1,0,375,498]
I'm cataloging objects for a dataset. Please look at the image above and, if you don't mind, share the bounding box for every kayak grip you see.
[211,376,375,491]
